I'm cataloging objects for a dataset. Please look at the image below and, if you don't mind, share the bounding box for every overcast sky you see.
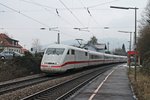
[0,0,148,50]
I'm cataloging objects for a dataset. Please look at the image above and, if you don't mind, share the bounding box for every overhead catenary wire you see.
[79,0,100,26]
[0,2,50,27]
[20,0,120,10]
[20,0,71,28]
[19,0,124,28]
[44,8,74,27]
[1,1,135,28]
[22,0,85,26]
[58,0,85,27]
[20,0,76,27]
[0,0,141,47]
[88,0,120,8]
[20,0,55,9]
[20,0,81,40]
[86,7,100,26]
[2,0,78,41]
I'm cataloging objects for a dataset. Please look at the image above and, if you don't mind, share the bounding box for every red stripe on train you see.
[51,60,105,68]
[43,60,115,68]
[41,64,49,67]
[51,66,61,68]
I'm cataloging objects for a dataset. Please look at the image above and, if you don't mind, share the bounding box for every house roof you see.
[94,44,107,50]
[0,33,22,48]
[21,48,28,52]
[83,43,107,50]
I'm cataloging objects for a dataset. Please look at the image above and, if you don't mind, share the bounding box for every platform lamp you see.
[110,6,138,81]
[118,30,132,72]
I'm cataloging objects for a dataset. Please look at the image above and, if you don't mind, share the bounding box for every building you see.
[83,43,107,53]
[0,33,22,53]
[21,48,29,54]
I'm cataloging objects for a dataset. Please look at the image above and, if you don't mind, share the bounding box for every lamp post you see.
[40,27,60,44]
[118,30,132,72]
[110,6,138,81]
[73,27,90,32]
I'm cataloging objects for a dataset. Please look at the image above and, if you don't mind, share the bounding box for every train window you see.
[90,55,94,59]
[67,50,70,55]
[71,50,75,55]
[46,48,65,55]
[85,52,88,56]
[89,54,103,59]
[56,48,65,55]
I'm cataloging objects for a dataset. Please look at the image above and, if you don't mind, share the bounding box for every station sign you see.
[127,51,138,55]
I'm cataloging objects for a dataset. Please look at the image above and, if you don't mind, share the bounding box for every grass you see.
[128,68,150,100]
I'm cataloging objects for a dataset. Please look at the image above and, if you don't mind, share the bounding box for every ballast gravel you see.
[0,70,93,100]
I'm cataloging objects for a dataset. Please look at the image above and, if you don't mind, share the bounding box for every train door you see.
[65,49,75,69]
[86,52,89,67]
[71,49,75,69]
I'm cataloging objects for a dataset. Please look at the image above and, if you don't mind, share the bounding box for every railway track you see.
[0,74,52,95]
[0,65,101,96]
[21,65,113,100]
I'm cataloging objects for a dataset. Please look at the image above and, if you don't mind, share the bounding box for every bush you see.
[12,55,42,74]
[137,1,150,75]
[0,54,42,82]
[140,51,150,75]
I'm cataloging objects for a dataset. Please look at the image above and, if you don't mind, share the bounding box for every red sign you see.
[127,51,138,55]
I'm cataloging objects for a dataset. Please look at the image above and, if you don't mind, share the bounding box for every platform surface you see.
[68,64,135,100]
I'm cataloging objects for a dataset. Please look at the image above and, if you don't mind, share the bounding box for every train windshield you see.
[46,48,65,55]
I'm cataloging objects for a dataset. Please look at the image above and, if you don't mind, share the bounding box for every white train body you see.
[41,44,127,73]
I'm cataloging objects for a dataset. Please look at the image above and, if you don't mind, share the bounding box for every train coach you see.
[40,44,127,73]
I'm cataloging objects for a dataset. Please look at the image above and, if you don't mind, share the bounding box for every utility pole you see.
[40,27,60,44]
[118,30,132,72]
[118,31,132,51]
[129,32,132,51]
[107,42,109,51]
[134,8,138,81]
[57,33,60,44]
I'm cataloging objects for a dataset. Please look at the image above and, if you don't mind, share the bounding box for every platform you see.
[68,64,135,100]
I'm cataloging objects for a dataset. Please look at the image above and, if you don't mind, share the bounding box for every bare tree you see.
[139,1,150,27]
[138,1,150,58]
[138,0,150,74]
[31,39,42,53]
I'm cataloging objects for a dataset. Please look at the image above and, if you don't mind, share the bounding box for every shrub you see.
[12,55,42,74]
[0,54,42,82]
[140,51,150,75]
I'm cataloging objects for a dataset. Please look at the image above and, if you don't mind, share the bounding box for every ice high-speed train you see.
[41,44,127,73]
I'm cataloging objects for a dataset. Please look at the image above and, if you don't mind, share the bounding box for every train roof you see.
[46,44,127,58]
[46,44,88,52]
[88,50,104,55]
